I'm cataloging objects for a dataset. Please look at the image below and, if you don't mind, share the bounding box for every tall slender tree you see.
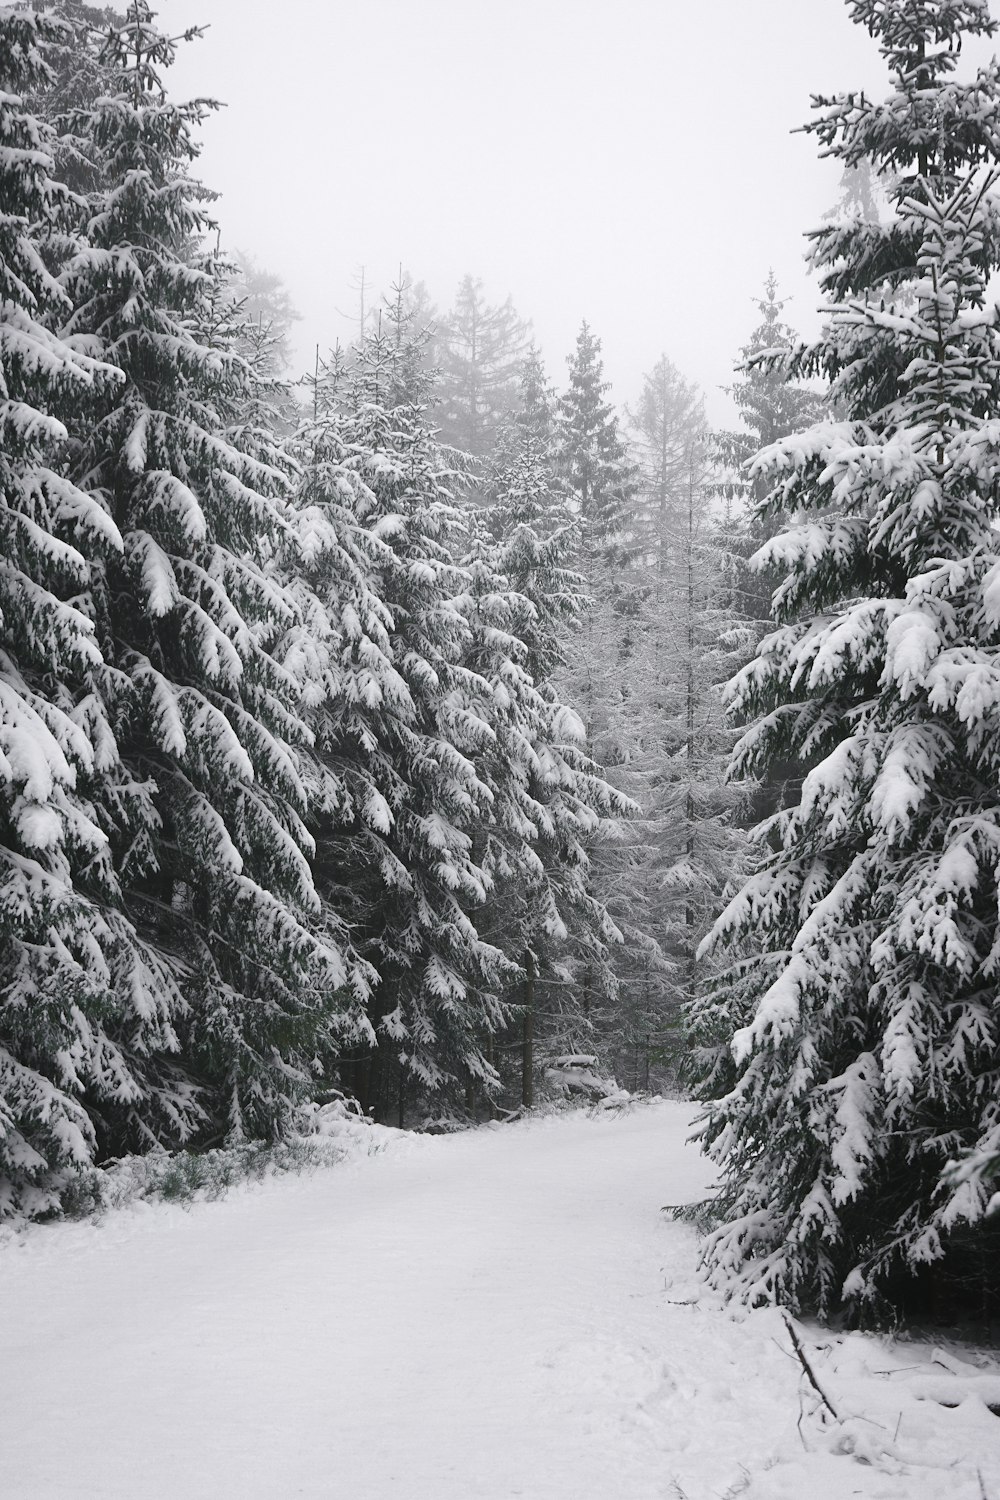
[468,433,631,1105]
[597,367,751,1086]
[436,276,529,457]
[714,274,825,538]
[557,322,638,562]
[630,355,704,573]
[514,343,559,456]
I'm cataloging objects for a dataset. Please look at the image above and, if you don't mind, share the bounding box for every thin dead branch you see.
[783,1313,838,1421]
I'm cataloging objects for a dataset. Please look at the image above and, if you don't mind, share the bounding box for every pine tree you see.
[630,355,704,573]
[0,3,189,1216]
[467,434,631,1106]
[226,253,300,377]
[557,321,638,561]
[513,343,559,456]
[713,280,829,819]
[554,323,640,742]
[292,314,518,1119]
[57,4,359,1148]
[696,0,1000,1321]
[543,324,652,1074]
[436,276,529,457]
[715,273,826,546]
[597,366,751,1088]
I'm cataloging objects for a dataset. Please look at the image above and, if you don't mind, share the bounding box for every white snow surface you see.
[3,1100,1000,1499]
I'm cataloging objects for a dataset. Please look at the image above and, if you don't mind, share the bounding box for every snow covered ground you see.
[3,1100,1000,1499]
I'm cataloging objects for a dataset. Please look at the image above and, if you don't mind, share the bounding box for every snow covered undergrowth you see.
[45,1100,405,1219]
[2,1101,999,1500]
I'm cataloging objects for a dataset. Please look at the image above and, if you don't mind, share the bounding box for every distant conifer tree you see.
[437,276,529,457]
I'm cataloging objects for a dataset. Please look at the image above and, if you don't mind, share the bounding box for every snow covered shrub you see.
[694,0,1000,1322]
[57,1096,394,1217]
[543,1054,618,1102]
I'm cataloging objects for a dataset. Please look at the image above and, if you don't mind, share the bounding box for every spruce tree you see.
[712,280,829,819]
[467,435,632,1106]
[557,322,638,561]
[514,343,560,456]
[696,0,1000,1321]
[226,253,300,378]
[546,324,652,1074]
[555,323,640,740]
[57,3,358,1147]
[436,276,529,457]
[581,360,752,1089]
[0,3,192,1216]
[292,316,518,1119]
[714,273,825,538]
[630,355,704,573]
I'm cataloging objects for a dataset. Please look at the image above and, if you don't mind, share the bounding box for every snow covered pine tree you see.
[291,316,523,1120]
[696,0,1000,1321]
[0,4,154,1215]
[54,4,360,1152]
[468,422,631,1106]
[714,273,827,626]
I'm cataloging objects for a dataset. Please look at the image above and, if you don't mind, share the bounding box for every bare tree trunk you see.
[487,1032,497,1120]
[521,949,535,1110]
[685,456,698,997]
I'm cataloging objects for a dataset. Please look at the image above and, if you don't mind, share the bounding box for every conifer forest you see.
[10,0,1000,1382]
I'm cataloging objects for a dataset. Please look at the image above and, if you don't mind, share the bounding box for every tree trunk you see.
[487,1032,497,1120]
[521,950,535,1110]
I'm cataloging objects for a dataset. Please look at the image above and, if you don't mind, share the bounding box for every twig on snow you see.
[783,1313,839,1421]
[796,1386,812,1451]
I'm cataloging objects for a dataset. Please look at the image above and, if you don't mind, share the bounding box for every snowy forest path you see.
[3,1101,999,1499]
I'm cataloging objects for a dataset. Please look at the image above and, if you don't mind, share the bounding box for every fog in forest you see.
[160,0,961,420]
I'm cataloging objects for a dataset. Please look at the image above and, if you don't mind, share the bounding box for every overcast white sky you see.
[159,0,999,426]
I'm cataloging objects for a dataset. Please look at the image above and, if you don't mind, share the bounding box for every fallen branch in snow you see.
[783,1314,838,1421]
